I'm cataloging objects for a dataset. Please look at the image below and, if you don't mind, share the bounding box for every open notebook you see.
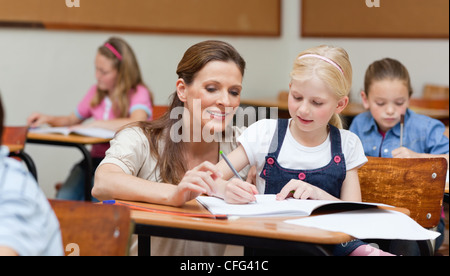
[29,127,115,139]
[196,194,382,217]
[197,195,440,240]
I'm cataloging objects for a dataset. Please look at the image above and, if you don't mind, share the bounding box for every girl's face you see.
[95,53,118,92]
[361,79,409,133]
[288,77,347,136]
[177,60,242,135]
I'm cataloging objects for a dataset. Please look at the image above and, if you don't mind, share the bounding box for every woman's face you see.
[177,60,242,137]
[95,53,118,92]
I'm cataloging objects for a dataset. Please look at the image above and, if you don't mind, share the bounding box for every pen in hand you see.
[220,150,257,203]
[219,150,243,181]
[400,114,405,147]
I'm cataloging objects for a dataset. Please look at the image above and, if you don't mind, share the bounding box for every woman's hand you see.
[170,161,223,206]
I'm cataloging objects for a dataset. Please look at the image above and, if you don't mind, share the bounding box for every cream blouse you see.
[99,125,248,256]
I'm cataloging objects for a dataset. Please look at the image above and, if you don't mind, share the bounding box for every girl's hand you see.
[170,161,223,206]
[27,112,50,128]
[224,178,258,204]
[276,179,320,201]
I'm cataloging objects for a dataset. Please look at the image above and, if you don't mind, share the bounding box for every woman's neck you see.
[185,140,219,169]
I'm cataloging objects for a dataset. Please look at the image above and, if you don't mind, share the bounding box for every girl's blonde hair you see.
[290,45,352,129]
[91,37,153,118]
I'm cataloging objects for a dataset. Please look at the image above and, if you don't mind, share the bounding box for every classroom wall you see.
[1,0,448,198]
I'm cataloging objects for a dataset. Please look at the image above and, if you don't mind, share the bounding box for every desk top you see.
[241,98,449,119]
[27,132,111,145]
[123,199,409,245]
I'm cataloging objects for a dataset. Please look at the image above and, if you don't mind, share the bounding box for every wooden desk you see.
[123,199,410,256]
[27,132,111,201]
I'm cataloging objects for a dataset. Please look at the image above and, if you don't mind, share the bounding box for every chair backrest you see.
[1,126,28,150]
[152,105,169,120]
[409,98,449,110]
[49,199,134,256]
[358,157,447,228]
[423,84,449,100]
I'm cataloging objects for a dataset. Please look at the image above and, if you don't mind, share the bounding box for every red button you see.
[263,169,266,176]
[334,156,341,164]
[298,173,306,180]
[267,158,274,165]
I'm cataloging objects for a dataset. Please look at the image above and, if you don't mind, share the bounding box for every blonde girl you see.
[213,45,393,256]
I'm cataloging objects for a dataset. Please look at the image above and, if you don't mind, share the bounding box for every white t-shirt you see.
[237,119,368,194]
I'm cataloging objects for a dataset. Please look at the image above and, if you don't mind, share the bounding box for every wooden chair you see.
[358,157,447,255]
[152,105,169,120]
[49,199,134,256]
[423,84,449,100]
[409,98,449,110]
[2,126,38,180]
[2,126,28,151]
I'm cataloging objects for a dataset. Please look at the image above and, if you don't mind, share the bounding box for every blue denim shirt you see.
[349,109,449,157]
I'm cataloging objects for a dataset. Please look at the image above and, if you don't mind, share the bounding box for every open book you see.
[197,195,439,241]
[29,127,116,139]
[196,194,383,217]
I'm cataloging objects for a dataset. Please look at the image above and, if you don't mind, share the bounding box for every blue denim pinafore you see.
[260,119,364,255]
[260,119,345,197]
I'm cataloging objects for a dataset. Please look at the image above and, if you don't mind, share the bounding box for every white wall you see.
[1,1,448,198]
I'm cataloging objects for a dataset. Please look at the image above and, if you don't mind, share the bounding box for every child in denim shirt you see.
[350,58,449,253]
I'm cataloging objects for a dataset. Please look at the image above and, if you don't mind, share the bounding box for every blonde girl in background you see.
[27,37,153,201]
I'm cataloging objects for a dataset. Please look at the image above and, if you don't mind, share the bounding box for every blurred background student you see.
[350,58,449,254]
[27,37,154,201]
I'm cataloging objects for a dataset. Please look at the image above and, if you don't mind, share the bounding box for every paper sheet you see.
[30,127,115,139]
[284,208,440,241]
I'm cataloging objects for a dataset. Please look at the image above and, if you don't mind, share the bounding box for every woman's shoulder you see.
[114,125,149,144]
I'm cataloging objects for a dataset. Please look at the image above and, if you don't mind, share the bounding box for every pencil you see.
[219,150,243,181]
[400,114,405,147]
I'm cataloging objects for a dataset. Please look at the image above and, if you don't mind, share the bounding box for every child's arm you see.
[339,168,362,202]
[213,145,258,203]
[27,112,82,128]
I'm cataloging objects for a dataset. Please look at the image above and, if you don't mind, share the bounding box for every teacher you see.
[93,40,251,255]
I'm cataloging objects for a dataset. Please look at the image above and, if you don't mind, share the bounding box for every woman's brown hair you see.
[91,37,153,118]
[130,40,245,184]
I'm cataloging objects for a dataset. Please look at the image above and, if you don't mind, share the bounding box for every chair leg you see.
[417,240,434,256]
